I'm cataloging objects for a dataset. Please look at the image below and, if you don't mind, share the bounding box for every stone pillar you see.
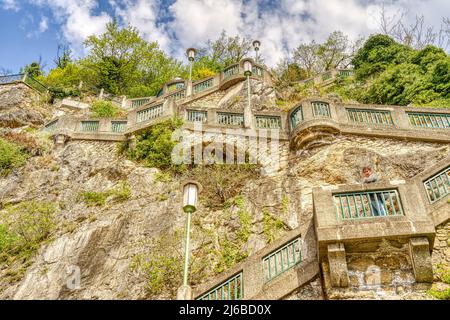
[409,237,433,283]
[177,285,192,300]
[54,134,68,148]
[121,95,127,108]
[78,81,83,90]
[128,135,137,151]
[98,88,104,100]
[327,243,349,287]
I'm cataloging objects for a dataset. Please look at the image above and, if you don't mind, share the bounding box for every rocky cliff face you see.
[0,83,52,129]
[0,82,448,300]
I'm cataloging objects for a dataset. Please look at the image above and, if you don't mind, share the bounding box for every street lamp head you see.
[183,182,199,213]
[186,48,196,62]
[242,58,253,76]
[252,40,261,51]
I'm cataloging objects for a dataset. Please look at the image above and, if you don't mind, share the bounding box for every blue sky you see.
[1,0,449,73]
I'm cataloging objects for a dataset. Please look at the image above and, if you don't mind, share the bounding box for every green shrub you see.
[127,85,155,99]
[122,118,184,172]
[130,231,184,298]
[91,100,121,118]
[80,191,109,207]
[0,201,56,263]
[263,209,285,244]
[80,181,131,207]
[49,86,81,100]
[0,138,29,176]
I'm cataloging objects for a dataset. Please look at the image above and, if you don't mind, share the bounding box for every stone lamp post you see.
[252,40,261,63]
[242,58,253,129]
[177,181,201,300]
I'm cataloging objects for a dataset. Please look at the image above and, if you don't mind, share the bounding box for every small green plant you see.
[80,191,109,207]
[0,137,29,176]
[80,181,131,207]
[281,195,289,215]
[154,171,172,183]
[0,201,56,264]
[426,263,450,300]
[214,238,248,274]
[91,100,124,118]
[263,209,285,244]
[130,231,184,298]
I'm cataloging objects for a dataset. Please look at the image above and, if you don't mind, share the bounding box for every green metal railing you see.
[187,110,207,123]
[321,72,332,81]
[197,272,243,300]
[407,112,450,129]
[0,73,24,84]
[290,106,304,128]
[223,64,240,80]
[167,82,185,92]
[333,189,404,220]
[0,73,48,93]
[312,102,331,118]
[43,119,59,132]
[217,112,244,126]
[255,115,282,129]
[252,65,264,77]
[347,108,393,125]
[24,75,47,93]
[81,121,99,132]
[168,89,186,101]
[263,237,302,282]
[339,70,353,78]
[136,104,164,123]
[424,167,450,203]
[193,78,213,93]
[111,121,127,133]
[131,98,151,108]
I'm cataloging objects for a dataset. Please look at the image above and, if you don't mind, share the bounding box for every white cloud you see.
[30,0,112,54]
[21,0,450,65]
[39,16,48,33]
[110,0,171,52]
[1,0,20,11]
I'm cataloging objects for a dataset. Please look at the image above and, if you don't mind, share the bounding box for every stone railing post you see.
[98,88,104,100]
[121,95,127,108]
[78,80,83,90]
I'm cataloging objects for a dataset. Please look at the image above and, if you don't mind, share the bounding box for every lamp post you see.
[182,182,199,288]
[186,48,196,83]
[242,58,253,128]
[252,40,261,63]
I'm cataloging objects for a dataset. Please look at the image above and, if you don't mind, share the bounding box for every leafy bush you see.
[49,86,81,100]
[122,118,184,172]
[0,201,56,263]
[130,231,184,298]
[127,85,155,99]
[91,100,119,118]
[0,137,29,176]
[183,164,260,209]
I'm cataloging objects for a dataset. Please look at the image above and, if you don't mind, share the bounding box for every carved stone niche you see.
[290,119,341,150]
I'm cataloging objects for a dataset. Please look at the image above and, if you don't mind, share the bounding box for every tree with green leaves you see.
[82,20,183,95]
